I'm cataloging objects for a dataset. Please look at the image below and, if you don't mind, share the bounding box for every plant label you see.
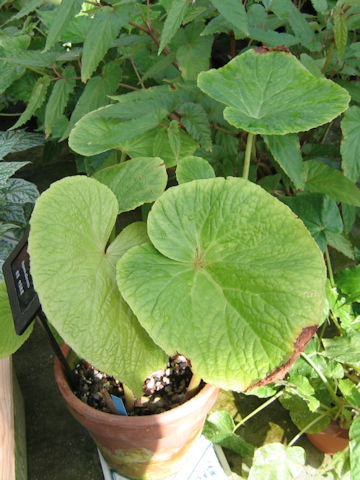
[2,230,40,335]
[110,394,128,416]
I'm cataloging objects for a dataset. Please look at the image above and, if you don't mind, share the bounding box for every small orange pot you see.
[54,345,219,480]
[306,421,349,455]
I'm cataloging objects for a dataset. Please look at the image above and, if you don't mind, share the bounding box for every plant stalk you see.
[243,132,255,180]
[233,389,284,433]
[321,41,335,75]
[184,373,202,401]
[325,247,335,288]
[123,384,135,412]
[301,352,340,408]
[288,414,327,446]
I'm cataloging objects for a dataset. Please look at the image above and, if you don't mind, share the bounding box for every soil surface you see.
[73,354,195,415]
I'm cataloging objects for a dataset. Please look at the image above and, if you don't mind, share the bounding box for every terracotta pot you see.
[306,421,349,455]
[54,345,219,480]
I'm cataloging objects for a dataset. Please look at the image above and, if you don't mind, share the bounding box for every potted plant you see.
[1,48,352,479]
[278,268,360,458]
[0,50,348,478]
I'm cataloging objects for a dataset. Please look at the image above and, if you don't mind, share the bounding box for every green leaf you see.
[81,4,133,82]
[178,102,212,150]
[0,162,30,186]
[323,331,360,365]
[142,52,177,81]
[310,0,328,14]
[326,231,355,260]
[270,0,320,51]
[68,104,167,156]
[39,8,92,44]
[44,0,83,52]
[280,392,330,432]
[0,131,44,160]
[10,0,45,20]
[304,160,360,206]
[167,120,181,160]
[93,157,167,213]
[109,85,176,113]
[300,53,323,78]
[176,156,215,184]
[44,65,76,137]
[200,14,238,36]
[350,416,360,479]
[197,49,350,135]
[338,379,360,408]
[258,174,282,193]
[117,125,198,168]
[0,280,33,358]
[28,176,167,395]
[263,134,304,190]
[247,385,279,398]
[336,79,360,104]
[342,204,356,234]
[335,264,360,300]
[154,127,199,168]
[203,410,254,457]
[176,23,213,81]
[0,223,18,237]
[282,193,342,252]
[2,178,39,205]
[0,31,31,53]
[248,443,305,480]
[62,63,121,140]
[158,0,189,54]
[341,106,360,182]
[334,7,348,60]
[10,76,51,131]
[209,0,249,36]
[117,177,326,391]
[0,64,25,94]
[248,27,298,47]
[107,222,148,265]
[0,50,60,68]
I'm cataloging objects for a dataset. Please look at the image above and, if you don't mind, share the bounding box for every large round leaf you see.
[117,178,326,391]
[28,176,167,395]
[197,49,350,135]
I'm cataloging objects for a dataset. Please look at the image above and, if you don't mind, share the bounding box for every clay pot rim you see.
[307,420,350,439]
[54,344,220,427]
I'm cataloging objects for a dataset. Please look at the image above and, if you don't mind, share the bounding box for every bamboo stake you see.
[0,356,15,480]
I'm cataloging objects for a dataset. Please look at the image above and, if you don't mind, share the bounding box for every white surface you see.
[98,435,233,480]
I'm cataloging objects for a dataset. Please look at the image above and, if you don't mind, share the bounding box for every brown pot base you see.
[306,421,349,455]
[54,345,219,480]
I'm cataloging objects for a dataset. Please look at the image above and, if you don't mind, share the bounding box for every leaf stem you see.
[321,41,335,75]
[118,82,139,91]
[120,150,127,163]
[210,124,238,137]
[184,373,202,401]
[129,57,145,89]
[288,414,327,446]
[325,247,335,288]
[301,352,340,408]
[233,389,284,433]
[243,132,255,180]
[123,384,135,412]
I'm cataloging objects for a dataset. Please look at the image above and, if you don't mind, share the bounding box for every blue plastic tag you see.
[110,395,128,416]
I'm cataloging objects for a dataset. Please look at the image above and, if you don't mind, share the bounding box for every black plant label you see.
[2,230,40,335]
